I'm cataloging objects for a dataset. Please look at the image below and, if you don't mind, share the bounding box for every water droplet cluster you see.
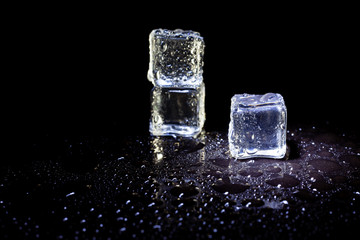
[0,126,359,238]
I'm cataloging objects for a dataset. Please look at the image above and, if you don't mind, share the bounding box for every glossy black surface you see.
[1,126,359,239]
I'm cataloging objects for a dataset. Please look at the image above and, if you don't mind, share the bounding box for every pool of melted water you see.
[1,125,359,239]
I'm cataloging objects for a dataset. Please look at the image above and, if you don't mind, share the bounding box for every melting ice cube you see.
[147,29,205,87]
[228,93,287,159]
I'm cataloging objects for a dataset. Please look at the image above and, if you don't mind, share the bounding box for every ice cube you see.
[150,83,205,137]
[228,93,287,159]
[147,29,205,87]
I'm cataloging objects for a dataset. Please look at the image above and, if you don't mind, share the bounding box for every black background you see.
[6,4,358,138]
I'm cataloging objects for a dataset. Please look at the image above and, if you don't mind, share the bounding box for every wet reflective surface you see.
[1,125,360,239]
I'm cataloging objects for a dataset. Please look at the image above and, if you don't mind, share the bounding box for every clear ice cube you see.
[147,29,205,87]
[150,83,205,137]
[228,93,287,159]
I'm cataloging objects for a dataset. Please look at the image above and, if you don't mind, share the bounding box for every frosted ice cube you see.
[228,93,287,159]
[147,29,205,87]
[150,83,205,137]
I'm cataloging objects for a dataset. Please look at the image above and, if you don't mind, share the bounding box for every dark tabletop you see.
[1,125,359,239]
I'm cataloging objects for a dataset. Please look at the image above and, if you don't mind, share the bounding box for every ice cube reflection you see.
[151,137,164,164]
[1,126,359,239]
[150,133,206,169]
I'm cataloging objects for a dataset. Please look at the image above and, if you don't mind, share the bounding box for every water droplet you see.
[66,192,75,197]
[309,159,341,173]
[266,174,300,188]
[170,185,199,198]
[265,165,282,173]
[339,155,360,168]
[160,42,167,52]
[212,183,249,194]
[242,199,265,208]
[153,224,161,229]
[246,147,258,155]
[239,169,263,178]
[210,158,231,168]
